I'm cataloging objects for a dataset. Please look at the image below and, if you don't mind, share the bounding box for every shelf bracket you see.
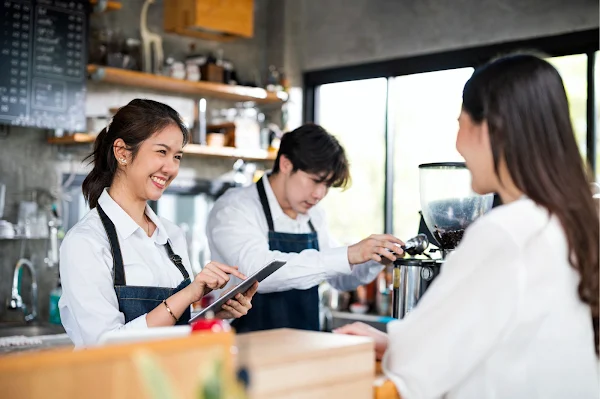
[89,66,106,82]
[93,0,108,13]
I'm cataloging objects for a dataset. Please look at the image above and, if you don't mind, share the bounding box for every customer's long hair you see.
[462,53,599,354]
[82,99,189,209]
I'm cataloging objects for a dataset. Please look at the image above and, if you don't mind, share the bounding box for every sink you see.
[0,322,65,338]
[0,322,72,354]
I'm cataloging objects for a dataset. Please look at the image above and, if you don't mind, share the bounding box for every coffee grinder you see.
[391,162,494,319]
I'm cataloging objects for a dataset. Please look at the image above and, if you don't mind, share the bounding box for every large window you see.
[306,30,598,247]
[391,68,473,240]
[316,78,387,245]
[548,54,588,160]
[596,51,600,179]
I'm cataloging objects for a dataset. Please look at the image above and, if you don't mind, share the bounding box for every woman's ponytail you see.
[82,127,117,209]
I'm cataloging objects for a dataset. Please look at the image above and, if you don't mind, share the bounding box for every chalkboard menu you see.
[0,0,89,131]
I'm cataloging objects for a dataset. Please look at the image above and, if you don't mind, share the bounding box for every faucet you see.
[8,258,38,322]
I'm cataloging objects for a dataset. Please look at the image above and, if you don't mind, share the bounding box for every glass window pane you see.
[391,68,473,241]
[547,54,588,160]
[316,78,387,245]
[596,51,599,180]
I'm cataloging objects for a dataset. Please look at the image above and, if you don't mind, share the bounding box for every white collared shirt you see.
[382,198,599,399]
[59,189,193,347]
[206,176,384,294]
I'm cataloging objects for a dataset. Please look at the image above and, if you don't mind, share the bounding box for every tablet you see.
[188,260,286,323]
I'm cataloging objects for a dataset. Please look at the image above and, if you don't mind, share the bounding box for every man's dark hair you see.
[272,123,350,189]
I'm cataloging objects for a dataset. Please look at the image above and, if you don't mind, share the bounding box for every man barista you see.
[206,123,404,333]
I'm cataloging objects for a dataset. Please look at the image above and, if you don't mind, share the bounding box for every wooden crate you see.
[237,329,375,399]
[164,0,254,41]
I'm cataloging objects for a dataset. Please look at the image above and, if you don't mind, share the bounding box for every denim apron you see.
[97,205,191,325]
[231,176,320,333]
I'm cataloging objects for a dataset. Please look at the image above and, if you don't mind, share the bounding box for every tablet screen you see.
[188,260,286,323]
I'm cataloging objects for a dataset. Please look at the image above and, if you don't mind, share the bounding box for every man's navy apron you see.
[97,205,191,324]
[231,176,320,333]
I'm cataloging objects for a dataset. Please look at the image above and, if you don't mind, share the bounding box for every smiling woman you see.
[58,99,258,347]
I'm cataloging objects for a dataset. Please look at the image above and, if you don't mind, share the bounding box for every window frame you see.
[304,29,599,234]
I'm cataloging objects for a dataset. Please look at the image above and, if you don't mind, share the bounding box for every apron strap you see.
[257,176,275,231]
[257,175,317,233]
[97,205,190,286]
[97,204,126,286]
[164,240,190,280]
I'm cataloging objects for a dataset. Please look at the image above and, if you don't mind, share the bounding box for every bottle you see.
[279,67,289,92]
[48,278,62,325]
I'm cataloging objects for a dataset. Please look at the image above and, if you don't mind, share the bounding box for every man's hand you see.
[347,234,404,265]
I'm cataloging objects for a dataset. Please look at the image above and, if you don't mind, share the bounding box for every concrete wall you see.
[266,0,598,131]
[91,0,269,85]
[297,0,599,72]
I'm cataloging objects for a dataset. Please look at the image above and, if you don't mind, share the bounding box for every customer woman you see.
[59,99,257,347]
[335,54,599,398]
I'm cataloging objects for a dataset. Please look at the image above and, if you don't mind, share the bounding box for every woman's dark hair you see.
[462,53,599,354]
[82,99,189,209]
[272,123,350,188]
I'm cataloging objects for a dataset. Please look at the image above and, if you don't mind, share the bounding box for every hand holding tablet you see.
[189,260,286,323]
[187,261,248,304]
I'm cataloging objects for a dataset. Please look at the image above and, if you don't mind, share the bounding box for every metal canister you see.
[391,258,443,319]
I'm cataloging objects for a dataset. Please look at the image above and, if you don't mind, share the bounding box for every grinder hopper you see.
[419,163,493,253]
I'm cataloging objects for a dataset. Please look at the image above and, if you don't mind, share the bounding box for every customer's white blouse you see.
[383,198,599,399]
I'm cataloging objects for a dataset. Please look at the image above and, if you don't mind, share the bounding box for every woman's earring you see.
[120,158,127,165]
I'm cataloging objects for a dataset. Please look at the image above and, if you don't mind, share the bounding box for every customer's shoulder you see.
[481,198,550,231]
[467,198,554,250]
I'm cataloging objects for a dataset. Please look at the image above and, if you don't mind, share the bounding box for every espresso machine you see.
[391,162,494,319]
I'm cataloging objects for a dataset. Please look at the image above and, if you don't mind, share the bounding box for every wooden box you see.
[237,329,375,399]
[164,0,254,41]
[201,63,225,83]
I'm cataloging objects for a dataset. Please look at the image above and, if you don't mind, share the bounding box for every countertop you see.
[0,321,73,354]
[0,333,72,354]
[0,325,402,398]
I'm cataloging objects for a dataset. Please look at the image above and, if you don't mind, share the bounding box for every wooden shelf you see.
[90,0,122,12]
[47,133,96,144]
[47,134,276,161]
[183,143,276,161]
[87,65,288,104]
